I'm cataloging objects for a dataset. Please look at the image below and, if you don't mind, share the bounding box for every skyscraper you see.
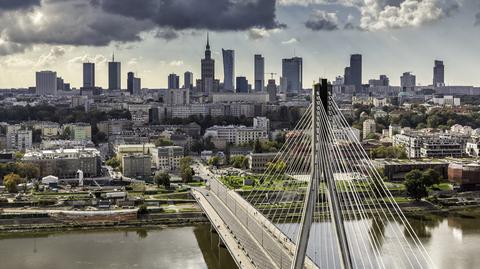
[433,60,444,87]
[400,72,416,89]
[222,49,234,91]
[344,67,352,85]
[127,72,134,94]
[168,73,180,89]
[184,71,193,89]
[108,54,121,90]
[350,54,362,92]
[254,54,265,92]
[236,76,248,93]
[266,79,277,102]
[35,71,57,95]
[127,72,141,95]
[282,57,303,93]
[200,34,216,94]
[83,62,95,88]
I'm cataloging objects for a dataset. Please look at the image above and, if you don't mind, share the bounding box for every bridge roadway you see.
[193,175,319,269]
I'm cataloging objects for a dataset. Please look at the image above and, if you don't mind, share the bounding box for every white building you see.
[6,125,32,151]
[253,117,270,132]
[63,123,92,141]
[205,125,268,145]
[362,119,376,139]
[36,71,57,95]
[393,130,468,158]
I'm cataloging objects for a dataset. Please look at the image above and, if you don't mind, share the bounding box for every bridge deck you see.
[194,176,319,269]
[193,188,278,269]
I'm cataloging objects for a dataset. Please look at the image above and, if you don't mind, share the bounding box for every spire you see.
[206,32,210,50]
[112,52,115,62]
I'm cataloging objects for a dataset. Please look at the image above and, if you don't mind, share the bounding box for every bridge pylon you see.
[291,79,353,269]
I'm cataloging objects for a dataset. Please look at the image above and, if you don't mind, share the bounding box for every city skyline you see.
[0,0,479,89]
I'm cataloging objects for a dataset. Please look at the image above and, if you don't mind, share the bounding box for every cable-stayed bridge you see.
[192,79,436,269]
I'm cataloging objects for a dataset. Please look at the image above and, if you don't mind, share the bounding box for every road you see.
[193,187,278,269]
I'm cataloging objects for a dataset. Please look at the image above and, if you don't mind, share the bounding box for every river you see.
[0,215,479,269]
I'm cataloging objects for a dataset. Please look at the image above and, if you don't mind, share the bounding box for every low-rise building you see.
[63,123,92,141]
[122,154,151,179]
[115,143,155,160]
[205,125,268,145]
[6,124,32,151]
[362,119,376,139]
[393,130,468,158]
[448,163,480,191]
[248,152,278,172]
[23,148,101,178]
[151,146,184,171]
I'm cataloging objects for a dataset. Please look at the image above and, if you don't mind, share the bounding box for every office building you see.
[266,79,277,102]
[108,54,121,90]
[36,71,57,95]
[400,72,416,89]
[222,49,235,91]
[56,77,64,91]
[133,77,141,95]
[236,76,248,93]
[168,73,180,89]
[282,57,303,93]
[184,71,193,89]
[254,54,265,91]
[343,54,362,91]
[393,131,467,158]
[368,75,389,87]
[83,62,95,88]
[433,60,445,87]
[127,72,134,94]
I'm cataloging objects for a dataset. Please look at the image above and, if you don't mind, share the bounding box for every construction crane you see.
[265,72,277,79]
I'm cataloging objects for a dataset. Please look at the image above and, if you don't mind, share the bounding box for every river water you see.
[0,216,479,269]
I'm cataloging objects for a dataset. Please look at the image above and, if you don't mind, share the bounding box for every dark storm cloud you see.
[475,13,480,26]
[305,10,339,31]
[98,0,282,30]
[0,0,40,10]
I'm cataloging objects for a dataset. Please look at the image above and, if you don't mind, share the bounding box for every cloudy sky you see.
[0,0,478,89]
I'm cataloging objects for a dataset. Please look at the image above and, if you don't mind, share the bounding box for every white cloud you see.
[169,60,184,66]
[35,46,66,67]
[281,38,299,44]
[247,27,281,40]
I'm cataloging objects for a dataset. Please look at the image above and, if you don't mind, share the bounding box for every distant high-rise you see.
[35,71,57,95]
[400,72,416,89]
[266,79,277,102]
[133,77,141,95]
[108,54,121,90]
[168,73,180,89]
[350,54,362,91]
[254,54,265,92]
[56,77,64,91]
[368,75,389,87]
[236,76,248,93]
[200,34,216,94]
[83,62,95,88]
[127,72,141,95]
[184,71,193,89]
[433,60,444,87]
[344,67,352,85]
[282,57,303,93]
[222,49,235,91]
[127,72,134,94]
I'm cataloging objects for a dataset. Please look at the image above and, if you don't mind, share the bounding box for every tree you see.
[4,173,22,193]
[404,170,430,201]
[180,157,194,183]
[106,157,120,169]
[154,138,174,147]
[231,155,248,169]
[421,169,441,187]
[60,127,72,140]
[253,140,263,153]
[267,161,287,175]
[154,172,171,188]
[208,156,221,167]
[17,163,40,180]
